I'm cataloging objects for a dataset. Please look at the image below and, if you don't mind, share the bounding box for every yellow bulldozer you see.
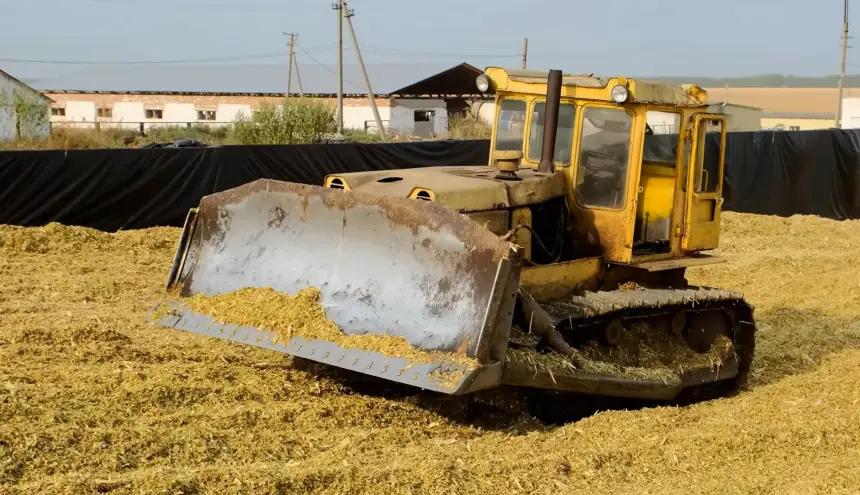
[153,67,755,402]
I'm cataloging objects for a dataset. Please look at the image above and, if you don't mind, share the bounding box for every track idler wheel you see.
[601,318,624,346]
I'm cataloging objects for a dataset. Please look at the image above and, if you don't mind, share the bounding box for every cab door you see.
[682,114,726,252]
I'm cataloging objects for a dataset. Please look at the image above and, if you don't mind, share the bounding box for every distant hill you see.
[643,74,860,88]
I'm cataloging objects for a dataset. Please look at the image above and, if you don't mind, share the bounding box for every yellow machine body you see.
[325,67,730,298]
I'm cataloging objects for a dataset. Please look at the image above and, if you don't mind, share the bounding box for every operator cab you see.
[479,67,727,265]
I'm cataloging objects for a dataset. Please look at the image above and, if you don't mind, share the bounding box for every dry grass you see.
[445,114,493,139]
[1,212,859,494]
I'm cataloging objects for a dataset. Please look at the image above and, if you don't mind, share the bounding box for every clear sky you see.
[1,0,857,79]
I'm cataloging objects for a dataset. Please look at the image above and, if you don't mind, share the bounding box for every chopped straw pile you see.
[1,212,860,494]
[172,287,477,369]
[506,324,735,384]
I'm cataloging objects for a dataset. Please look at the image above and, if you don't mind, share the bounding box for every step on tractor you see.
[152,67,755,402]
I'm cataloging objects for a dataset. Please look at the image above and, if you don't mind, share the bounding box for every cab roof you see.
[484,67,709,108]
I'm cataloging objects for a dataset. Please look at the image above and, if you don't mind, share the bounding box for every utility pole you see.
[284,32,297,97]
[333,1,344,133]
[522,37,528,70]
[294,53,304,97]
[343,2,386,138]
[837,0,849,128]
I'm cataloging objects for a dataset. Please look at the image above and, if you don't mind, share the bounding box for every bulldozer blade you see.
[152,178,522,395]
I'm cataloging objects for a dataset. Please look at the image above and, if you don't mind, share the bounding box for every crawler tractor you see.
[153,67,755,401]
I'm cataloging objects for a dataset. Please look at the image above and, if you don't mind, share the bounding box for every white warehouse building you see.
[34,63,489,138]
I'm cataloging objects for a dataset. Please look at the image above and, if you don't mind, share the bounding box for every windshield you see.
[494,99,527,151]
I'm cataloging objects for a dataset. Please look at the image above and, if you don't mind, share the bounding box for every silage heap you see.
[173,286,479,369]
[3,212,860,494]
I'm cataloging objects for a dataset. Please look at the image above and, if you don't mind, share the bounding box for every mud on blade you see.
[154,179,521,394]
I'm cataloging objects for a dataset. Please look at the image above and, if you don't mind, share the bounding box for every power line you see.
[0,43,519,69]
[0,44,338,66]
[360,45,520,59]
[0,52,290,65]
[0,42,518,66]
[294,43,364,92]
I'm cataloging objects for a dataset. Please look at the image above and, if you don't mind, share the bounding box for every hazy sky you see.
[1,0,856,79]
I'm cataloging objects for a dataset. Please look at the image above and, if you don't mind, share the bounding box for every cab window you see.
[575,106,634,209]
[696,119,723,193]
[527,102,576,165]
[494,99,527,151]
[643,111,681,166]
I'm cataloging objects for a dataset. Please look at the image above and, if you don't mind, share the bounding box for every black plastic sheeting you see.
[721,129,860,221]
[1,130,859,232]
[0,139,490,231]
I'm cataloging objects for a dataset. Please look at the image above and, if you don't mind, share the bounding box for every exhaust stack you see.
[538,69,563,173]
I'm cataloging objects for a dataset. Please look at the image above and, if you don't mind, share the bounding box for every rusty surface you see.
[172,179,520,361]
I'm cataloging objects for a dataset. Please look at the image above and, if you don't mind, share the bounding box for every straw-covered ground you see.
[1,212,859,494]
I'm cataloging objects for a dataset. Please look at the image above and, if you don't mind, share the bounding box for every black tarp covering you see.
[721,129,860,220]
[0,139,490,231]
[1,129,860,232]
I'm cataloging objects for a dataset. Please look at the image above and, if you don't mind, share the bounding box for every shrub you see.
[446,113,492,139]
[228,98,337,145]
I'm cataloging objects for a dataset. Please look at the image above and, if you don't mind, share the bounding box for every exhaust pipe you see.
[538,69,563,173]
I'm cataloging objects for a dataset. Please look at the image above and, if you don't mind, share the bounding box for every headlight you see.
[476,74,490,93]
[611,84,629,103]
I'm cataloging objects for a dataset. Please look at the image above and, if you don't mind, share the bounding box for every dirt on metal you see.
[174,286,479,368]
[1,212,860,494]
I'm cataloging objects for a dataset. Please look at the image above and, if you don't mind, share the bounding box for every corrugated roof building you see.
[36,62,488,137]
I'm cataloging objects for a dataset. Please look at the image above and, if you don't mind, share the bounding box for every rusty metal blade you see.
[154,178,521,392]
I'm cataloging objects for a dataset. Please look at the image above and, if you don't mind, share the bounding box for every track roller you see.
[669,311,687,338]
[601,318,624,346]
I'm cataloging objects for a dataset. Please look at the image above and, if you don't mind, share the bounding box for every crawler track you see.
[542,285,756,373]
[501,285,756,400]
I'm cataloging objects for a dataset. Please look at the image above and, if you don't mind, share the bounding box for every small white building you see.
[706,102,763,132]
[0,69,52,140]
[838,97,860,128]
